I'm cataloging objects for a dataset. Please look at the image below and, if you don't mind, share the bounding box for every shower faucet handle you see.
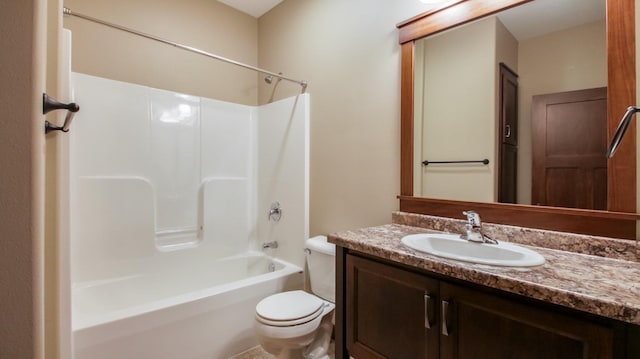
[268,202,282,221]
[262,241,279,250]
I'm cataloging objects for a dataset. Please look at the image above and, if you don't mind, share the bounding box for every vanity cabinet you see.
[438,282,612,359]
[341,251,622,359]
[346,254,439,358]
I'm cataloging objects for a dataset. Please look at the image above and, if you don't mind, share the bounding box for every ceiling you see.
[497,0,605,40]
[217,0,283,18]
[217,0,605,38]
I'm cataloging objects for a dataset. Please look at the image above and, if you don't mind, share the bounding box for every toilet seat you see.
[256,290,326,327]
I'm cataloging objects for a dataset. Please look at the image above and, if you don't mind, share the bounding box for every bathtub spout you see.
[262,241,279,250]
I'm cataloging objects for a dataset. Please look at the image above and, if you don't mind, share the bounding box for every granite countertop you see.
[328,223,640,325]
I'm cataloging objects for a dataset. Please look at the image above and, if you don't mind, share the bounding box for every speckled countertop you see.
[328,212,640,325]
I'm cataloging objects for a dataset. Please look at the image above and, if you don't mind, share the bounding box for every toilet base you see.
[257,309,334,359]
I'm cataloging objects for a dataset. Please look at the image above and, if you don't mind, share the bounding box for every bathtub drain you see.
[268,262,276,272]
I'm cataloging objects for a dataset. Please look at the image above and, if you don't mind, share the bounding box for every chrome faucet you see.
[262,241,279,250]
[461,211,498,244]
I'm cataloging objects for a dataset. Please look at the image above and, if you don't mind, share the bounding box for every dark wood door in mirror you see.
[531,88,608,210]
[498,63,518,203]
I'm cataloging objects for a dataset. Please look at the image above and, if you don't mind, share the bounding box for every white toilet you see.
[254,236,336,359]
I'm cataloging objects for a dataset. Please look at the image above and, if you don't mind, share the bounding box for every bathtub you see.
[72,252,303,359]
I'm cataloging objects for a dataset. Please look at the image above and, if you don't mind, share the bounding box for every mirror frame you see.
[397,0,639,239]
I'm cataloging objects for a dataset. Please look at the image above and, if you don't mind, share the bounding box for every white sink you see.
[401,233,545,267]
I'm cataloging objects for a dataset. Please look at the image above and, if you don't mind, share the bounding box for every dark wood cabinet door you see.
[346,254,439,359]
[439,282,614,359]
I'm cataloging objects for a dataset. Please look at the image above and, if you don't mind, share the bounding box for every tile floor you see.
[229,342,335,359]
[228,346,272,359]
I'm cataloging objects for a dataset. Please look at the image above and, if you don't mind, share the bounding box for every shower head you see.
[264,72,283,85]
[266,73,284,103]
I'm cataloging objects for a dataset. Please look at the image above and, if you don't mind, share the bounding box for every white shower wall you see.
[258,96,310,268]
[70,73,309,283]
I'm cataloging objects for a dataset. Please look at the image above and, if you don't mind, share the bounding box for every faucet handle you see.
[262,241,279,250]
[268,202,282,221]
[462,211,481,227]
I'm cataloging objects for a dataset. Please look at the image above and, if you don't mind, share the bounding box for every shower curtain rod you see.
[63,7,308,93]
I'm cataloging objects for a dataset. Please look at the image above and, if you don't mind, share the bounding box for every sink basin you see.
[401,233,545,267]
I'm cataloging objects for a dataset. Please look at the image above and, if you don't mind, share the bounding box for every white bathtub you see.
[72,252,303,359]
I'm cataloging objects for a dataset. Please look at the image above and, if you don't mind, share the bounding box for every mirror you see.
[398,0,638,239]
[413,0,607,209]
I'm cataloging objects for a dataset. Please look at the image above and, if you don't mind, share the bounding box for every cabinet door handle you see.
[424,293,432,329]
[441,300,450,336]
[505,124,511,138]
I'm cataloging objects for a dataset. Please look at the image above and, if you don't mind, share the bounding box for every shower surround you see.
[69,73,309,358]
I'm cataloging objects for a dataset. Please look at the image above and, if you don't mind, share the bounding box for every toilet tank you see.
[305,236,336,303]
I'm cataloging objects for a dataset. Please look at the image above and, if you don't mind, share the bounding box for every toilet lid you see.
[256,290,324,325]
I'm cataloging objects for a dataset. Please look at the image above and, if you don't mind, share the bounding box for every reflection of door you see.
[498,64,518,203]
[531,87,607,209]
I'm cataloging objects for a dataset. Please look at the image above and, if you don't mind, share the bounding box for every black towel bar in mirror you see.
[422,159,490,166]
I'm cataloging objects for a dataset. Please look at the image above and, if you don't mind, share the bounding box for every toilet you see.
[254,236,336,359]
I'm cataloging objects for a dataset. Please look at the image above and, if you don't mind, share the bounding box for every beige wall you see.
[517,20,607,204]
[258,0,431,235]
[63,0,259,105]
[495,19,518,81]
[417,17,496,203]
[0,0,46,358]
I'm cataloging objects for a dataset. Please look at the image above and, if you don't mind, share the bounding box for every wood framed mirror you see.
[397,0,639,239]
